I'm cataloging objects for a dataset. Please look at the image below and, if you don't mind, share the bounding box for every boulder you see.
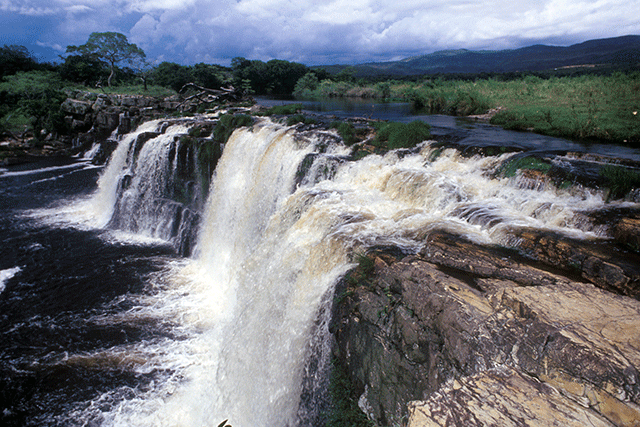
[501,226,640,299]
[61,98,92,116]
[615,216,640,250]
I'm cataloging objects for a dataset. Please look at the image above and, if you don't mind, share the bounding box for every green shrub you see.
[449,90,492,115]
[372,120,431,149]
[213,113,254,144]
[330,121,357,146]
[286,114,317,126]
[327,359,375,427]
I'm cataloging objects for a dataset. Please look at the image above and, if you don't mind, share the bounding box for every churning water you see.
[1,112,638,427]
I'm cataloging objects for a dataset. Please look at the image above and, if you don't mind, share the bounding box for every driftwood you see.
[177,83,242,111]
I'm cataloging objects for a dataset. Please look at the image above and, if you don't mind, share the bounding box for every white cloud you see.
[0,0,57,15]
[64,4,91,13]
[36,40,64,51]
[126,0,195,13]
[3,0,640,65]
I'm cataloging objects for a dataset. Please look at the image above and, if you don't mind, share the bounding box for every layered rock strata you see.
[331,229,640,426]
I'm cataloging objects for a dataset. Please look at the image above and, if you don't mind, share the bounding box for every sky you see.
[1,0,639,67]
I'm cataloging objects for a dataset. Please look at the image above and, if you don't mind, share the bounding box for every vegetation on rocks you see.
[600,165,640,200]
[0,70,68,139]
[212,113,254,144]
[497,155,552,178]
[372,120,432,149]
[256,103,303,116]
[330,121,358,146]
[327,358,375,427]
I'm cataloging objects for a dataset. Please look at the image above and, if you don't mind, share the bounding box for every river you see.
[1,102,639,426]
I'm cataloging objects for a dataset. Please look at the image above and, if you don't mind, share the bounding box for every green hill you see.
[321,35,640,77]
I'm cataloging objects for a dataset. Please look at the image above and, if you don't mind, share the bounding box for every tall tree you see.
[66,32,145,87]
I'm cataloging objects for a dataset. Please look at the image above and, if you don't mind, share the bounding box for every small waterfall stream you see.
[37,114,627,426]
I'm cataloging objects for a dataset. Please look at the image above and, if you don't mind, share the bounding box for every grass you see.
[372,120,432,150]
[497,155,552,178]
[600,165,640,200]
[298,72,640,146]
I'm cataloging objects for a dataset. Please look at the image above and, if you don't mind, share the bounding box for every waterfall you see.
[46,118,207,254]
[60,117,615,427]
[106,122,197,250]
[89,119,167,229]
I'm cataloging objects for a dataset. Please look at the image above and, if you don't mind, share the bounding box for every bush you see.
[213,113,254,144]
[327,359,375,427]
[0,70,68,137]
[330,121,357,146]
[286,114,317,126]
[372,120,431,149]
[293,72,320,97]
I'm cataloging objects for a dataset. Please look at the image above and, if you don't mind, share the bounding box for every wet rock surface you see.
[331,228,640,426]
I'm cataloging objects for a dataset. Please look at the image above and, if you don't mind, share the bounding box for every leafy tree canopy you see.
[231,57,311,95]
[66,32,145,87]
[58,53,109,85]
[0,45,39,78]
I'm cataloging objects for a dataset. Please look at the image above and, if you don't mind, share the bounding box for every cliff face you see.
[331,228,640,426]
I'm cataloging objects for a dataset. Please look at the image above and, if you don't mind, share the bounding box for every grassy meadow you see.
[298,72,640,146]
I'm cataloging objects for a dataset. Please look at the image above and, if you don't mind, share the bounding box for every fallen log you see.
[177,83,242,111]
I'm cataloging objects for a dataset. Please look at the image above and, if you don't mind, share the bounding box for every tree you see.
[0,71,67,138]
[66,32,145,87]
[191,62,227,89]
[151,62,193,92]
[230,57,311,95]
[57,53,108,85]
[0,45,38,78]
[293,72,320,97]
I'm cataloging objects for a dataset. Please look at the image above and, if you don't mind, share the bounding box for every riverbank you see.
[295,72,640,147]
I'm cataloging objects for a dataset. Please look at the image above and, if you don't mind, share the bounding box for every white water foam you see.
[0,162,88,179]
[0,266,21,294]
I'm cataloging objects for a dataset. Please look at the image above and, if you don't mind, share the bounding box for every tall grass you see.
[298,72,640,146]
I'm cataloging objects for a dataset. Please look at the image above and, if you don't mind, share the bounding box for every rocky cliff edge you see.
[331,227,640,426]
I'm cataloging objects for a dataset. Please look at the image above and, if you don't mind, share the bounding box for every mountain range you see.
[321,35,640,77]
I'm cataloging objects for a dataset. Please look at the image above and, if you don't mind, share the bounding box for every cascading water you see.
[17,113,628,427]
[43,118,208,254]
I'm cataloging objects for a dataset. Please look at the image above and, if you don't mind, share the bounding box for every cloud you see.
[126,0,196,13]
[3,0,640,65]
[36,40,64,51]
[64,4,92,13]
[0,0,57,15]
